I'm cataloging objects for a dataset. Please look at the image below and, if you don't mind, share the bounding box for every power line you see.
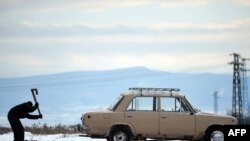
[213,91,219,114]
[229,53,250,124]
[241,57,250,124]
[229,53,243,124]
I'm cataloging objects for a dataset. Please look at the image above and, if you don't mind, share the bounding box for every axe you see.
[31,88,41,115]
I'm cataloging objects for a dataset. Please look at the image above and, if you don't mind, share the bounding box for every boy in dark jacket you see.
[8,101,42,141]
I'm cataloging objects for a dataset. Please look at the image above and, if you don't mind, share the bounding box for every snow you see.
[0,132,183,141]
[0,132,105,141]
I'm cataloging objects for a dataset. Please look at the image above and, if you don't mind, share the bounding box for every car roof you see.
[122,87,185,98]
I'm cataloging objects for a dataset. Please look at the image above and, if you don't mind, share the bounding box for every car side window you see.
[161,97,190,112]
[161,97,176,112]
[127,97,156,111]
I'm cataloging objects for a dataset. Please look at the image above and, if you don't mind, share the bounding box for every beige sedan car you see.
[81,88,237,141]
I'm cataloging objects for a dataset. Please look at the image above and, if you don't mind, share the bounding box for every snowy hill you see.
[0,67,245,127]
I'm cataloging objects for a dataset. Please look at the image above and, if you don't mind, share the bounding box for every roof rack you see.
[129,87,180,92]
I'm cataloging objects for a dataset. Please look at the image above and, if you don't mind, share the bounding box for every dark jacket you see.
[8,101,40,119]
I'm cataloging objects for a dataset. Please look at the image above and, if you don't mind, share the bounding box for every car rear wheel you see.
[205,127,224,141]
[108,126,131,141]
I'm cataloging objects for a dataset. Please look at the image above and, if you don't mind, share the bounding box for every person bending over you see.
[8,101,42,141]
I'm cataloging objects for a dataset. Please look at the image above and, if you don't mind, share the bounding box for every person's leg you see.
[8,114,24,141]
[8,113,18,141]
[15,119,24,141]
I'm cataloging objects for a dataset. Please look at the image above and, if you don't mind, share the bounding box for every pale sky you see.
[0,0,250,77]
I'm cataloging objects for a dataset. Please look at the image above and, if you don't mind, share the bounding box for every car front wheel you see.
[205,127,224,141]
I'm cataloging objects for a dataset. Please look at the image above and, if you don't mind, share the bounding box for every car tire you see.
[108,126,131,141]
[204,127,224,141]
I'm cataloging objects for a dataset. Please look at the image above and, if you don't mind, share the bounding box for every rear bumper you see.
[77,123,90,133]
[83,124,90,133]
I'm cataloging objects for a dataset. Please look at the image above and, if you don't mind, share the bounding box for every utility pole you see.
[229,53,243,124]
[213,91,219,114]
[241,58,250,124]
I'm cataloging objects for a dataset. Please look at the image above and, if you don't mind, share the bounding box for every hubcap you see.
[210,130,224,141]
[113,131,127,141]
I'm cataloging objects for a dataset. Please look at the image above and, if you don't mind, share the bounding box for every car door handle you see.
[161,116,167,118]
[127,115,133,118]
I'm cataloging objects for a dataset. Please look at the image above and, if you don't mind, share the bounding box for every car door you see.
[125,96,159,135]
[159,97,195,138]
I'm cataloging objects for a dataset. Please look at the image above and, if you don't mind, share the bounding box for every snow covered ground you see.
[0,132,105,141]
[0,132,183,141]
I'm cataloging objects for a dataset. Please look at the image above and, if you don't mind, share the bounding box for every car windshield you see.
[108,95,124,111]
[184,97,198,113]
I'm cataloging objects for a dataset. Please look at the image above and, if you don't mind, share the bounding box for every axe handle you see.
[31,89,41,115]
[37,106,41,115]
[32,92,38,103]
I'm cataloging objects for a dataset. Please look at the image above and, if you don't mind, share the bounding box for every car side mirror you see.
[190,112,194,115]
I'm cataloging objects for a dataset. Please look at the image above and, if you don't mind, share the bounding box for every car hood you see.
[197,112,232,118]
[195,112,238,124]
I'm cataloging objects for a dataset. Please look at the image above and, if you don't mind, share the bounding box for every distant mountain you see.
[0,67,248,126]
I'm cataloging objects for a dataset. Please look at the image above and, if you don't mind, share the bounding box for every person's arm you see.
[29,102,39,112]
[26,113,42,119]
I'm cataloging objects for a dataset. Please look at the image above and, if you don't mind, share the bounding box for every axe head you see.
[31,88,38,95]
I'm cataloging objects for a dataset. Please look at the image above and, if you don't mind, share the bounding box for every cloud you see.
[0,46,237,77]
[136,53,232,73]
[230,0,250,6]
[0,1,249,77]
[0,19,249,38]
[1,31,248,45]
[144,19,250,31]
[21,18,250,30]
[1,0,249,15]
[157,0,209,8]
[0,54,45,67]
[0,0,150,14]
